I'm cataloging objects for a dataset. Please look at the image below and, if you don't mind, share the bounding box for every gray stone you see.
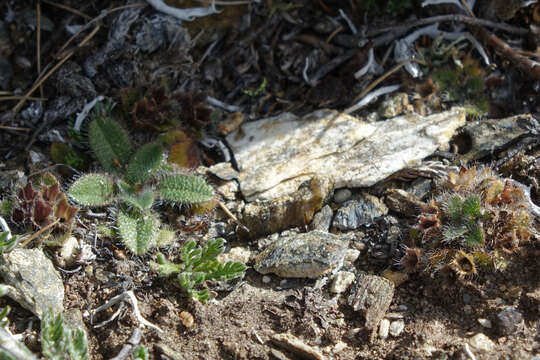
[333,195,388,230]
[333,189,352,204]
[348,275,395,339]
[0,248,64,318]
[461,114,536,161]
[477,318,492,328]
[28,150,46,165]
[310,205,333,232]
[378,319,390,339]
[240,177,333,239]
[271,333,325,360]
[254,231,349,278]
[468,333,495,353]
[407,178,432,200]
[226,108,465,201]
[384,188,425,217]
[496,307,524,335]
[389,320,405,336]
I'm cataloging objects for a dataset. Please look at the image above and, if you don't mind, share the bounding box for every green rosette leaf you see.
[117,209,159,255]
[68,173,115,207]
[159,174,213,204]
[125,143,163,185]
[88,115,132,173]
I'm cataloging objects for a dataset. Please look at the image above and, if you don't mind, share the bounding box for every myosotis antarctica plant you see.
[67,105,215,255]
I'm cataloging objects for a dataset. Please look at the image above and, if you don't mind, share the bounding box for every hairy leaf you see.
[117,209,159,255]
[159,174,213,204]
[68,174,115,207]
[125,143,163,185]
[88,114,132,173]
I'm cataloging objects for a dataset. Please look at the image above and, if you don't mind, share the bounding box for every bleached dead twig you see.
[206,96,241,112]
[0,216,11,240]
[146,0,221,21]
[109,328,142,360]
[74,96,104,131]
[91,291,163,333]
[344,84,401,114]
[339,9,357,35]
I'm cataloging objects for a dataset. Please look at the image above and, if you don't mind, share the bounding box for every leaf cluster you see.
[403,166,533,278]
[67,105,215,255]
[0,289,88,360]
[0,232,17,255]
[153,238,247,303]
[41,311,89,360]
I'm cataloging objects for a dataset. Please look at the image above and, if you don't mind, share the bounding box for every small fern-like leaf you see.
[159,174,214,204]
[68,173,115,207]
[88,114,132,173]
[125,143,163,185]
[117,209,159,255]
[207,261,247,281]
[199,238,225,263]
[152,253,182,276]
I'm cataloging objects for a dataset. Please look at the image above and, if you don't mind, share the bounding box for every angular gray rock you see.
[461,114,537,161]
[226,108,465,201]
[333,195,388,230]
[0,248,64,318]
[348,275,395,340]
[254,231,349,278]
[310,205,333,232]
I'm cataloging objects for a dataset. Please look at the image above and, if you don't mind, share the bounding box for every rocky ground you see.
[0,1,539,359]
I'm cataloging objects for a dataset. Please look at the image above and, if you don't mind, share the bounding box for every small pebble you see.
[396,305,408,312]
[344,249,360,264]
[330,271,355,294]
[478,318,492,328]
[496,307,523,335]
[262,275,271,284]
[468,333,495,352]
[378,319,390,339]
[389,320,405,337]
[279,279,288,287]
[385,312,404,320]
[334,189,352,203]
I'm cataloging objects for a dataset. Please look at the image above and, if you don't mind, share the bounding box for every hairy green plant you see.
[0,290,87,360]
[0,232,17,255]
[67,108,214,255]
[133,345,149,360]
[152,238,247,303]
[401,166,534,279]
[41,311,89,360]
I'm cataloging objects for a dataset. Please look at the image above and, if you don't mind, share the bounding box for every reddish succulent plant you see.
[11,181,78,231]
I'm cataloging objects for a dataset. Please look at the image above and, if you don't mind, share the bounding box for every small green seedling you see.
[67,105,214,255]
[0,231,17,254]
[0,289,88,360]
[41,311,89,360]
[153,238,247,303]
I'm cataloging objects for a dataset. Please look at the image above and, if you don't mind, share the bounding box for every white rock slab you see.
[226,108,466,201]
